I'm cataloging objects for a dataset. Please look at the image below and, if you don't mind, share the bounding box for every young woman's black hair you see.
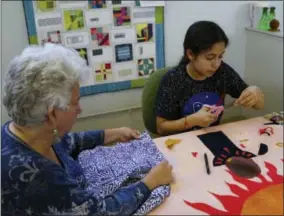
[179,21,229,65]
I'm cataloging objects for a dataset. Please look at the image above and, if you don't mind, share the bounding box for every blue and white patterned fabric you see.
[79,132,170,215]
[1,121,170,216]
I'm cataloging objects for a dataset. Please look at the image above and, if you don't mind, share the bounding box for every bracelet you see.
[184,116,189,130]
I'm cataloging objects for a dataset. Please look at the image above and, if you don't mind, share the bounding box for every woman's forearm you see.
[104,128,121,145]
[156,114,198,136]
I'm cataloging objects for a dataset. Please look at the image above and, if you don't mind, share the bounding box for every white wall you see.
[0,1,144,123]
[165,1,251,78]
[1,1,29,123]
[242,29,283,118]
[1,1,279,124]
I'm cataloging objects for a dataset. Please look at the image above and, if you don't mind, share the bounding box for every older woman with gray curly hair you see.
[1,43,173,215]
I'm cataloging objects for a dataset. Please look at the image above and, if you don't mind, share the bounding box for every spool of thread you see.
[225,156,261,178]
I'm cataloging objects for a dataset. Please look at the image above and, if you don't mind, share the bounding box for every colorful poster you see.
[23,1,165,96]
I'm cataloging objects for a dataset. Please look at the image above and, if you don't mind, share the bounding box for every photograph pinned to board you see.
[76,48,89,65]
[135,43,156,59]
[93,62,113,83]
[112,62,137,81]
[111,0,122,5]
[115,44,134,63]
[90,27,110,47]
[23,0,165,97]
[136,23,154,42]
[88,0,107,9]
[35,0,56,12]
[63,32,90,48]
[35,12,62,30]
[113,6,132,27]
[63,9,85,31]
[132,7,155,23]
[111,28,136,44]
[138,57,155,77]
[37,29,62,45]
[90,47,113,63]
[140,1,165,7]
[58,1,88,10]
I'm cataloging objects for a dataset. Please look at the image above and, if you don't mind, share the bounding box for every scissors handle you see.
[264,122,276,125]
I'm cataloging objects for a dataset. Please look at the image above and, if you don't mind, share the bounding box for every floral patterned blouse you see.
[1,121,151,216]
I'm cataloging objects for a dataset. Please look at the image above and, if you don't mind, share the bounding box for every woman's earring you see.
[53,128,61,143]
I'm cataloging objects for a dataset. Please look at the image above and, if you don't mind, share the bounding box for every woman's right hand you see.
[193,106,218,127]
[142,161,174,190]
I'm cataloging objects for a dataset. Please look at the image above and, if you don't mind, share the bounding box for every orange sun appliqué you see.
[184,160,284,215]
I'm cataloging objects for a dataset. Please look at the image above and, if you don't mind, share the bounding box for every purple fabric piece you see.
[78,132,170,215]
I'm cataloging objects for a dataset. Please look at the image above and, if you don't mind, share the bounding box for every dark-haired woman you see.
[155,21,264,135]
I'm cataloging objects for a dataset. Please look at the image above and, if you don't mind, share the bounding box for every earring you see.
[53,128,61,143]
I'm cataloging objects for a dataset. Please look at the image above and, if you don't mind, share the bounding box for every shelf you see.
[245,27,283,38]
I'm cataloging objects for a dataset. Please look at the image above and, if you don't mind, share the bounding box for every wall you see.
[1,1,144,124]
[2,1,278,127]
[165,1,251,77]
[71,107,145,132]
[242,29,283,118]
[1,1,29,123]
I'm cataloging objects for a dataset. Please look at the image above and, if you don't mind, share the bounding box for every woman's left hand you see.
[235,86,263,108]
[117,127,141,142]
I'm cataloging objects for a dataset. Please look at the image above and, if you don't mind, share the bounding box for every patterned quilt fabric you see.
[78,132,170,215]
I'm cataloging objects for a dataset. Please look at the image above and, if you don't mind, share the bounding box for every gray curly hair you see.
[3,43,90,127]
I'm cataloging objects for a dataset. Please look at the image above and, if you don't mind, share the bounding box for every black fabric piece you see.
[197,131,256,167]
[258,143,268,155]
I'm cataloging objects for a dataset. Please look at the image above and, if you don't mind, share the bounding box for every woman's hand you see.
[235,86,264,109]
[142,161,174,190]
[192,106,218,127]
[117,127,141,142]
[104,127,141,145]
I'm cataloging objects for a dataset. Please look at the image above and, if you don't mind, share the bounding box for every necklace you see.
[9,122,31,144]
[9,122,61,166]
